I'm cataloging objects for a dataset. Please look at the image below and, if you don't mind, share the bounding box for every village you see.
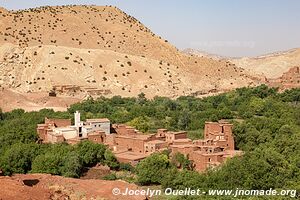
[37,111,242,172]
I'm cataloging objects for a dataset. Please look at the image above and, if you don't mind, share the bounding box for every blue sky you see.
[1,0,299,57]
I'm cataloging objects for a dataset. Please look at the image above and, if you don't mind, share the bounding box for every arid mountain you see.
[184,47,300,79]
[267,66,300,91]
[182,48,225,60]
[0,5,260,111]
[185,47,300,85]
[231,48,300,79]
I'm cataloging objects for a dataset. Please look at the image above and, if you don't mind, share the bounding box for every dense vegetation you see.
[0,85,299,198]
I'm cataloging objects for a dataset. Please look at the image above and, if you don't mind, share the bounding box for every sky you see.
[1,0,299,57]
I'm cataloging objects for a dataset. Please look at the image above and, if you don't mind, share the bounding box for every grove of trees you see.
[0,85,299,198]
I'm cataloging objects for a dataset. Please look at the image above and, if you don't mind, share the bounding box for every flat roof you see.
[53,127,76,132]
[146,140,166,144]
[165,131,187,135]
[205,121,233,125]
[192,150,226,156]
[170,144,196,148]
[173,138,192,142]
[116,134,154,140]
[115,151,147,161]
[88,131,105,136]
[86,118,110,123]
[66,137,86,142]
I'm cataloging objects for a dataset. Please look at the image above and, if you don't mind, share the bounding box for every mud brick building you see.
[37,112,241,172]
[170,121,242,171]
[37,111,109,144]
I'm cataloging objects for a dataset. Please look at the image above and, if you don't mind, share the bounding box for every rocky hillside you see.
[182,48,225,60]
[267,66,300,91]
[231,48,300,79]
[0,5,260,111]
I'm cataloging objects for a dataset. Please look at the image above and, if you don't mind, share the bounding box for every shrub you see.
[102,173,117,180]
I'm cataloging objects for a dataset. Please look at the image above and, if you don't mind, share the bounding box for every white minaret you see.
[74,111,81,128]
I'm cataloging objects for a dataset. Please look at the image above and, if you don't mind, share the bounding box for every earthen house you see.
[37,112,242,171]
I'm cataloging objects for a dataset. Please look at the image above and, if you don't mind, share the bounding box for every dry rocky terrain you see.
[184,47,300,91]
[0,5,260,111]
[230,48,300,79]
[0,173,145,200]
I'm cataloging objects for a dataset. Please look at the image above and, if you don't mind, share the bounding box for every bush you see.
[102,172,117,180]
[119,163,134,172]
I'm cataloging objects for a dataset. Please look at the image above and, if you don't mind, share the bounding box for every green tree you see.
[31,143,75,176]
[31,152,64,175]
[75,140,106,166]
[0,108,4,120]
[171,152,193,170]
[104,149,119,170]
[127,116,151,133]
[61,151,82,177]
[137,92,147,105]
[0,143,40,175]
[136,153,171,185]
[177,109,191,130]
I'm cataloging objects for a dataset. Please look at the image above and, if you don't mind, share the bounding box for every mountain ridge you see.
[0,5,261,111]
